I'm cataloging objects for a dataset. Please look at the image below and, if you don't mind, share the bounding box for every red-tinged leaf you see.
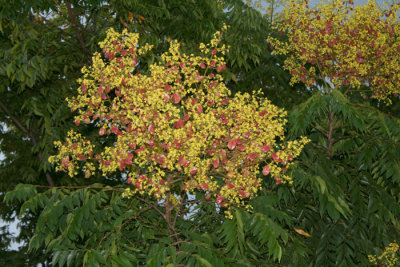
[190,167,197,175]
[164,93,170,102]
[221,98,230,105]
[81,83,87,94]
[172,93,181,104]
[174,118,184,128]
[213,159,220,169]
[244,132,251,138]
[196,105,203,114]
[226,183,234,189]
[239,190,248,198]
[183,113,190,121]
[75,120,80,126]
[248,153,258,160]
[148,124,155,134]
[205,194,211,200]
[228,139,236,150]
[262,165,270,176]
[275,178,282,185]
[271,153,279,161]
[127,177,132,184]
[76,154,87,160]
[220,149,227,157]
[216,196,223,204]
[61,156,70,167]
[220,114,228,124]
[201,183,209,190]
[178,155,186,166]
[112,126,119,135]
[355,57,364,63]
[236,145,245,152]
[164,84,171,91]
[156,154,166,164]
[147,139,155,146]
[262,144,270,152]
[139,174,147,180]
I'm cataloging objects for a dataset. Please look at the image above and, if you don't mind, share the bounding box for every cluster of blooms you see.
[267,0,400,102]
[49,27,308,216]
[368,242,399,267]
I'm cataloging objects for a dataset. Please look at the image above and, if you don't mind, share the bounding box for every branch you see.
[353,103,400,121]
[97,205,153,248]
[66,2,92,63]
[0,100,55,186]
[133,195,165,218]
[327,111,334,157]
[0,100,29,135]
[35,185,125,191]
[311,124,328,137]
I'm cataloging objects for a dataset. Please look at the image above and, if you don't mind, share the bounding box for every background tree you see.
[268,0,400,265]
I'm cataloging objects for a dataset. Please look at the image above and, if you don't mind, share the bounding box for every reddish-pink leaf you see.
[196,105,203,114]
[174,119,184,128]
[213,159,220,169]
[201,183,209,190]
[99,128,106,136]
[228,139,236,150]
[262,144,270,153]
[190,167,197,175]
[262,165,270,176]
[248,153,258,160]
[148,124,155,135]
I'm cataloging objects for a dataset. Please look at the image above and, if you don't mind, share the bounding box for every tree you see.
[6,26,308,266]
[267,0,400,265]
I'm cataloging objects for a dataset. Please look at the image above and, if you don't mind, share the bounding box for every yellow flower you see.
[50,27,308,215]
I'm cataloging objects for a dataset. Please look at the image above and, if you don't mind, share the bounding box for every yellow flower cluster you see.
[50,27,308,215]
[49,130,95,178]
[369,242,399,267]
[268,0,400,102]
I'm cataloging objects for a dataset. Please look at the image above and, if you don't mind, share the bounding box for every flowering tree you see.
[268,0,400,102]
[49,26,308,229]
[265,1,400,265]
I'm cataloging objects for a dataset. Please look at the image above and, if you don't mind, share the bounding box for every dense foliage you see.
[1,0,400,266]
